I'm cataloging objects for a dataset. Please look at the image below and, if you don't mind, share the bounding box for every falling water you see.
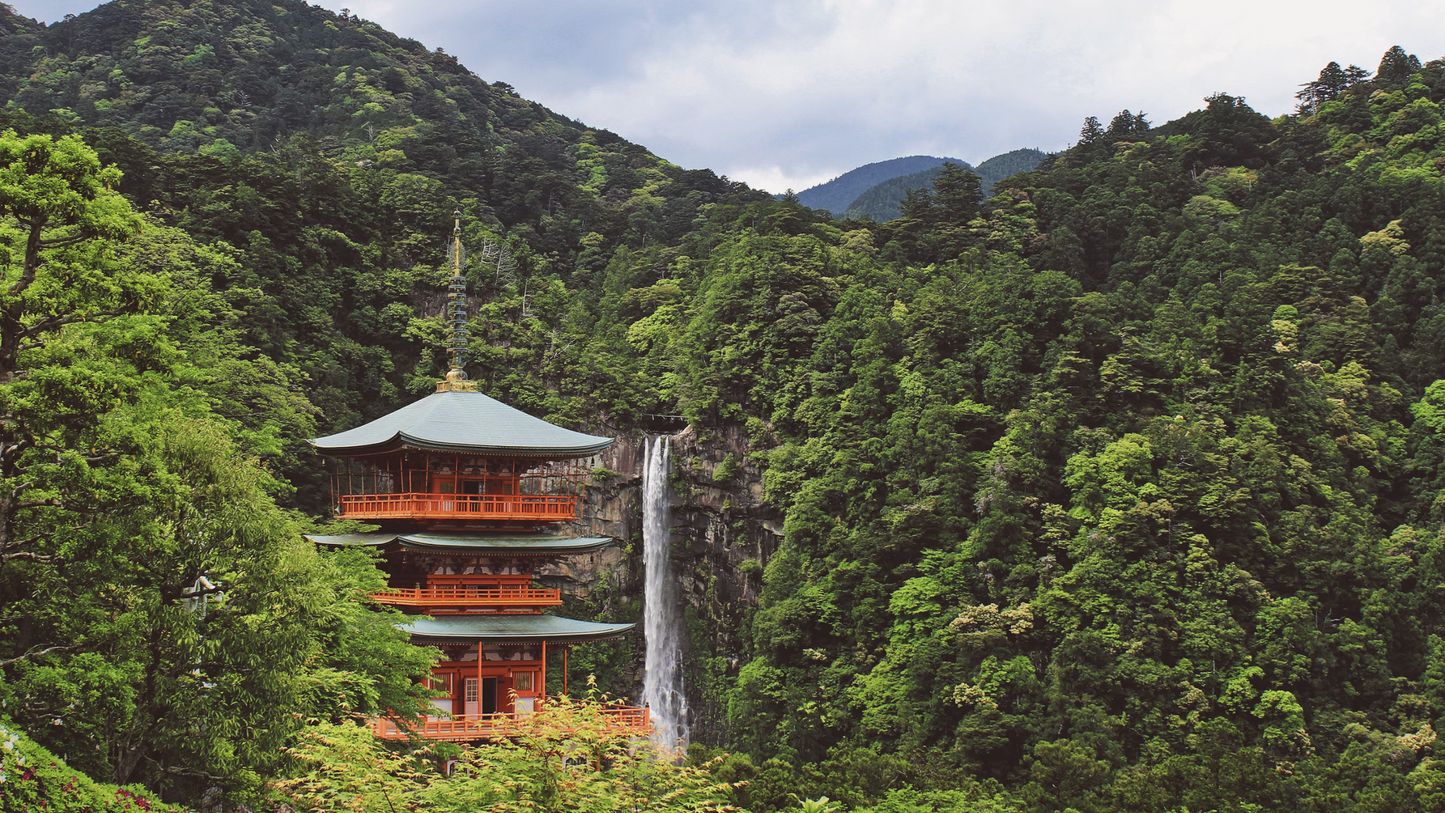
[642,436,688,750]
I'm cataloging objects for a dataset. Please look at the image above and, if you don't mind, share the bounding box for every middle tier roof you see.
[305,532,613,555]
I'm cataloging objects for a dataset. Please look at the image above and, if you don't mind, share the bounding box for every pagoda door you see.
[464,678,478,717]
[482,677,498,714]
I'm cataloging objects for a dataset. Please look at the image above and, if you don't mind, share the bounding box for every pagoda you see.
[305,217,646,741]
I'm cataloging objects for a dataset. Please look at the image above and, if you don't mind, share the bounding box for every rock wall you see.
[561,422,783,746]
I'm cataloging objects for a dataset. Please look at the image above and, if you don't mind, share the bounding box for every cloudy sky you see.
[11,1,1445,193]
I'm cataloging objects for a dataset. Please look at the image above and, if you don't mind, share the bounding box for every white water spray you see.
[642,436,688,750]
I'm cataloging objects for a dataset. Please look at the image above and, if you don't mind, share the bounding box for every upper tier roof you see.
[309,390,612,457]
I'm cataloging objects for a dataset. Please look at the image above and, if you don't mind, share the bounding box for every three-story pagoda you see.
[305,217,645,741]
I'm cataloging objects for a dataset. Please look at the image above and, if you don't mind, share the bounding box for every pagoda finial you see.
[438,210,478,392]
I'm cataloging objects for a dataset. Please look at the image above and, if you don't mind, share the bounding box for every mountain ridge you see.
[793,154,967,215]
[843,147,1047,220]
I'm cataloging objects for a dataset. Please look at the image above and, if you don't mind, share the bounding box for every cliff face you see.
[561,423,783,745]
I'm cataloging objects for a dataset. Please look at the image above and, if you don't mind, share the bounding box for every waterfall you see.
[642,435,687,750]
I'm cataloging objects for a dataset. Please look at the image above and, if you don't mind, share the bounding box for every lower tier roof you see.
[305,532,612,554]
[402,614,634,644]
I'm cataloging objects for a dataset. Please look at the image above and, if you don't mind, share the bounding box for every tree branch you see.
[36,234,88,250]
[0,550,57,563]
[0,644,70,667]
[19,308,125,343]
[8,219,45,298]
[7,530,54,549]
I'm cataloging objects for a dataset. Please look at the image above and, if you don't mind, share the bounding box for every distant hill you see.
[973,147,1050,185]
[843,148,1047,221]
[794,155,967,216]
[843,166,949,221]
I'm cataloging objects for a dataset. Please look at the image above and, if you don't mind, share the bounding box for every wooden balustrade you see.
[369,705,651,741]
[338,492,579,521]
[370,584,562,608]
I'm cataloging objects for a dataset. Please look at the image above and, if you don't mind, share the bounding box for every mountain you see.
[3,6,1445,810]
[0,0,767,439]
[972,145,1048,180]
[0,0,760,234]
[793,154,967,215]
[843,147,1047,220]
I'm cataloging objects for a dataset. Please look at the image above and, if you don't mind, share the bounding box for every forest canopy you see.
[0,2,1444,811]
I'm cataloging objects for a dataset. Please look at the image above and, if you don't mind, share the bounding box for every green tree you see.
[0,130,435,802]
[275,687,742,812]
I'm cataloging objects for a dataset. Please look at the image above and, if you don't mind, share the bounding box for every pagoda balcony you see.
[371,584,562,610]
[369,705,651,742]
[338,492,580,522]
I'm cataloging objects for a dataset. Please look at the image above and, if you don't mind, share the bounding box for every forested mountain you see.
[0,0,768,508]
[2,1,1445,810]
[972,146,1048,182]
[844,147,1048,220]
[795,154,968,215]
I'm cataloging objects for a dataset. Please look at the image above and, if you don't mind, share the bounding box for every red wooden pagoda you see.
[306,217,646,741]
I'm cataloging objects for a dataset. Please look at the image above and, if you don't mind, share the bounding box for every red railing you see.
[338,493,579,521]
[370,706,651,741]
[370,584,562,608]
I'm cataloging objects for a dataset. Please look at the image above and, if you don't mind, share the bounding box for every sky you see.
[10,0,1445,193]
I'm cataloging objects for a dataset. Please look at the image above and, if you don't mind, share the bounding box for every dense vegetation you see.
[698,47,1445,812]
[0,0,768,507]
[844,148,1046,221]
[275,686,740,812]
[1,1,1445,811]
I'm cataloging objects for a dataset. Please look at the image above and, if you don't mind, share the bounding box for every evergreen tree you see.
[1376,45,1423,85]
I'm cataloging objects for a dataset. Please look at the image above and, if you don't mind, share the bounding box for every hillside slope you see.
[794,154,967,215]
[0,0,767,453]
[844,147,1047,220]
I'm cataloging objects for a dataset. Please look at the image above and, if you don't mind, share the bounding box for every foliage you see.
[0,127,436,804]
[0,720,185,812]
[706,43,1445,813]
[272,686,742,812]
[4,5,1445,812]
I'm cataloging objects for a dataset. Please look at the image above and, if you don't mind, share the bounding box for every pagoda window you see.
[513,671,534,693]
[425,672,455,718]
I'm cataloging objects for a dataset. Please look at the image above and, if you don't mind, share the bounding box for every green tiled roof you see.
[402,614,634,643]
[310,390,612,457]
[305,532,613,554]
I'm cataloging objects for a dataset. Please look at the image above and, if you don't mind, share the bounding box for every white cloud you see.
[728,165,839,195]
[12,0,1445,194]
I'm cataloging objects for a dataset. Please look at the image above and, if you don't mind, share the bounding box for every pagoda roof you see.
[309,390,613,457]
[305,532,613,555]
[402,614,634,644]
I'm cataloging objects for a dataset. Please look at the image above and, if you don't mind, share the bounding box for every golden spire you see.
[438,211,478,392]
